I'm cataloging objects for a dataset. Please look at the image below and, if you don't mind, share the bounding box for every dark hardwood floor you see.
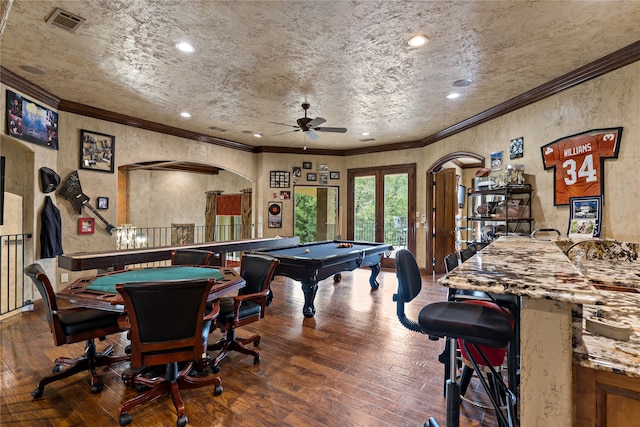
[1,268,500,426]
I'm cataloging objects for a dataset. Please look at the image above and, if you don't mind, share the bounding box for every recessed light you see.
[453,79,473,87]
[361,132,370,136]
[19,65,46,75]
[175,42,195,53]
[180,112,191,118]
[446,93,460,99]
[253,133,262,138]
[407,34,428,47]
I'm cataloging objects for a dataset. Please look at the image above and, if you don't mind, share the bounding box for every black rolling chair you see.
[394,249,517,427]
[25,263,128,398]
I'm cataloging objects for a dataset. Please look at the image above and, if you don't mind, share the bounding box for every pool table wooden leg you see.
[369,263,381,289]
[301,281,318,318]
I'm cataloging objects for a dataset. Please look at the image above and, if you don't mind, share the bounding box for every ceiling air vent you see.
[359,138,375,142]
[208,126,227,132]
[46,8,85,33]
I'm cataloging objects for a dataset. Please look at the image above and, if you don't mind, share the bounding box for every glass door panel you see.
[353,175,376,242]
[383,173,408,254]
[294,186,338,243]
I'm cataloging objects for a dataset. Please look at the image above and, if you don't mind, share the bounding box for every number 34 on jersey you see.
[541,127,622,206]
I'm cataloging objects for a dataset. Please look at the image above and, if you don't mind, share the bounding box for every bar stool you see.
[393,249,516,427]
[421,302,516,427]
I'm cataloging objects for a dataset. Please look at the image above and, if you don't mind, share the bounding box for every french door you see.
[347,164,416,268]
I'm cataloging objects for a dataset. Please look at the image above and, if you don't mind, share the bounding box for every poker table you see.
[57,266,245,312]
[250,240,392,317]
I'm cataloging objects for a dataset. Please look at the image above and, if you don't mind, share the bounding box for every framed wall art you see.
[293,167,302,177]
[6,90,59,150]
[80,129,115,173]
[307,172,317,181]
[78,217,95,234]
[491,151,503,170]
[510,137,524,159]
[330,171,340,180]
[269,170,290,188]
[97,197,109,209]
[568,196,602,239]
[303,161,312,169]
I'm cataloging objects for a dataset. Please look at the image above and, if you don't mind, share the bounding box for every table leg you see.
[301,281,318,318]
[368,263,381,289]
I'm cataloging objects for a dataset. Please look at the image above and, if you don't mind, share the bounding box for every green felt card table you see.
[250,240,392,317]
[58,266,245,312]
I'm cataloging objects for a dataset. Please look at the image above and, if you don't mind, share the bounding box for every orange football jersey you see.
[541,128,622,205]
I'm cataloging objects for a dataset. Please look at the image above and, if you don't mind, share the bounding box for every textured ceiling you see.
[1,1,639,152]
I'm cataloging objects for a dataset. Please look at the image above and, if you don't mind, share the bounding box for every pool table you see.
[251,240,393,317]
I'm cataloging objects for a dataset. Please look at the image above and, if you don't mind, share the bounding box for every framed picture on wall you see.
[330,171,340,179]
[307,172,317,181]
[80,129,115,173]
[490,151,503,170]
[303,161,312,169]
[97,197,109,209]
[78,217,95,234]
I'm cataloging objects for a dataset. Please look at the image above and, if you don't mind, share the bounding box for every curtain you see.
[241,189,252,239]
[205,191,220,242]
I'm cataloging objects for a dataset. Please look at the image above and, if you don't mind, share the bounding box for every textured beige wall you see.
[2,60,639,274]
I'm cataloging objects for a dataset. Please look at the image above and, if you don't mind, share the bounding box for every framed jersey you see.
[541,127,622,206]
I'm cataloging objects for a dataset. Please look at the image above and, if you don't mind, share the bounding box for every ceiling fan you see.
[271,103,347,140]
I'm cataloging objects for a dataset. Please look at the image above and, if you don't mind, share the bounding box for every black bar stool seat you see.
[418,301,514,347]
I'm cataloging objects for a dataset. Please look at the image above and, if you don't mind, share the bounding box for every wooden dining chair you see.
[116,278,221,427]
[24,263,128,398]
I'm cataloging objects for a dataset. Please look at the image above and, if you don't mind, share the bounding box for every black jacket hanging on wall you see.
[40,196,63,258]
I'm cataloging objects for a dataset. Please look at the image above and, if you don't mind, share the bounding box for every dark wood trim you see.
[0,67,60,108]
[2,41,638,157]
[58,100,256,152]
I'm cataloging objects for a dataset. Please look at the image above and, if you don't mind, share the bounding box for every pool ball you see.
[305,249,310,253]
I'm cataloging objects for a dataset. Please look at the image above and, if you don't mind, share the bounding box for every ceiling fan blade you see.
[270,121,296,128]
[272,129,300,136]
[304,129,319,140]
[307,117,326,128]
[314,127,347,133]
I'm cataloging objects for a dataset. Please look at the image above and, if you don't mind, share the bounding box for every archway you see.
[425,151,484,274]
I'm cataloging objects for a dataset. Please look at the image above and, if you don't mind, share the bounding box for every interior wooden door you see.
[432,168,457,274]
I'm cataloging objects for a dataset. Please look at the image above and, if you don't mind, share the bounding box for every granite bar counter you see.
[439,235,603,427]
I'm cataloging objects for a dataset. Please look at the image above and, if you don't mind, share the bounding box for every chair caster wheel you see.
[253,340,260,347]
[135,383,148,393]
[211,364,221,373]
[119,413,132,426]
[214,384,223,396]
[177,414,188,427]
[253,357,260,365]
[90,378,104,394]
[31,386,44,398]
[52,364,63,374]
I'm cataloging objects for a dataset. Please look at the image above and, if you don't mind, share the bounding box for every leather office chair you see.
[171,249,215,266]
[393,250,516,427]
[207,254,279,372]
[25,263,128,398]
[116,278,221,427]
